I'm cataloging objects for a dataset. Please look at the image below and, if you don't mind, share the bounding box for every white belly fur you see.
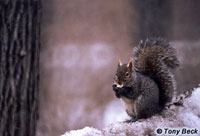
[121,96,137,116]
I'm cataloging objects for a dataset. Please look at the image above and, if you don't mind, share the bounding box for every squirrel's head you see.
[113,58,134,89]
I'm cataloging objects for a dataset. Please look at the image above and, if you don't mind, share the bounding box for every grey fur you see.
[112,38,180,122]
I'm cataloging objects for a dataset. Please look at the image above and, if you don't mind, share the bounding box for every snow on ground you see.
[178,87,200,128]
[61,127,101,136]
[103,100,130,127]
[62,86,200,136]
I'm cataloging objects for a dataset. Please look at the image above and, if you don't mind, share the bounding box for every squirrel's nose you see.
[112,84,117,88]
[112,84,117,90]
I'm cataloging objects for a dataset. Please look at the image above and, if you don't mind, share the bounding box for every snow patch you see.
[52,45,80,68]
[178,87,200,129]
[62,87,200,136]
[47,43,114,69]
[90,43,113,69]
[61,127,101,136]
[103,100,129,127]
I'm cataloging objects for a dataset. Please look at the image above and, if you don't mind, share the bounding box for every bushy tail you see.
[133,38,180,107]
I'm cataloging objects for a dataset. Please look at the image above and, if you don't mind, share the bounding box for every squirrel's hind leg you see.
[124,116,138,123]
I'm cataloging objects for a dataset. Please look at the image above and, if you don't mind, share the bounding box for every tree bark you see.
[131,0,172,40]
[0,0,41,136]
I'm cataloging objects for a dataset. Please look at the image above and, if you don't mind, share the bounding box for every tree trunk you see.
[0,0,41,136]
[132,0,172,40]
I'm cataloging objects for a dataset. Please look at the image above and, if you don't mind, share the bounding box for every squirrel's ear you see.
[118,59,122,67]
[127,58,133,68]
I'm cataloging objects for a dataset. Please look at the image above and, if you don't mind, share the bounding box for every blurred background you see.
[36,0,200,136]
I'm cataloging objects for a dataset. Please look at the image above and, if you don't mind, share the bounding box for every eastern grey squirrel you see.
[112,38,180,122]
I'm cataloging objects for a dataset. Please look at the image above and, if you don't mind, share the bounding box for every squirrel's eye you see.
[125,72,130,77]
